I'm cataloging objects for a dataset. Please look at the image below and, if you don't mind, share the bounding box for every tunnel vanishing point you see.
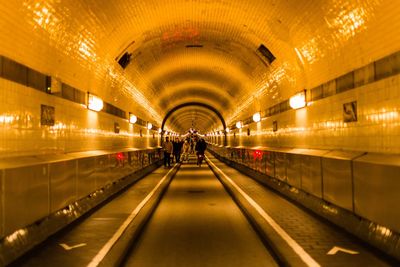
[1,1,400,265]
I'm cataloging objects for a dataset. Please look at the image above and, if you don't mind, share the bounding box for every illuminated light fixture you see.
[129,113,137,124]
[253,112,261,122]
[147,122,153,130]
[236,121,243,129]
[158,128,162,133]
[289,90,306,109]
[87,93,103,112]
[226,127,230,133]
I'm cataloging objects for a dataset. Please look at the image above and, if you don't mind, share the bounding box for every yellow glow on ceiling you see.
[144,51,256,93]
[2,0,400,133]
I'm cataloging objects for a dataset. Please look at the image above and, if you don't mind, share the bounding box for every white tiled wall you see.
[0,78,160,158]
[216,74,400,154]
[2,1,400,155]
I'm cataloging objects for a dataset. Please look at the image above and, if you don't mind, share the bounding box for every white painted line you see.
[87,164,178,267]
[206,156,320,267]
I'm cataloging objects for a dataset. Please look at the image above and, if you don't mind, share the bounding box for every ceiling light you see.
[236,121,243,129]
[147,122,153,130]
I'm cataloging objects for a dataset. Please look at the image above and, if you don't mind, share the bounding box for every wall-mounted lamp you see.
[226,127,230,133]
[129,113,137,124]
[87,93,103,112]
[147,122,153,130]
[289,90,306,109]
[253,112,261,122]
[158,128,162,133]
[236,121,243,129]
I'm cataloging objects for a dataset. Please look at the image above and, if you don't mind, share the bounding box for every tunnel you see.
[1,1,400,266]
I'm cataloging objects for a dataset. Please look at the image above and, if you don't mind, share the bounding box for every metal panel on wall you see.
[49,160,76,213]
[264,151,274,177]
[76,157,97,199]
[274,152,287,182]
[353,154,400,233]
[95,155,112,187]
[3,165,49,236]
[110,152,131,180]
[322,151,364,211]
[286,153,301,188]
[301,156,322,197]
[322,158,353,211]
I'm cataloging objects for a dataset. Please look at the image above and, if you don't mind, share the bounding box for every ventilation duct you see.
[186,44,203,48]
[257,44,275,64]
[117,52,132,69]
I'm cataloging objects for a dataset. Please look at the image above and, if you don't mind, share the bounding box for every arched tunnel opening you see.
[161,102,227,145]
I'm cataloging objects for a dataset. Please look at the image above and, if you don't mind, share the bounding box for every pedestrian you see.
[162,136,173,168]
[172,138,182,163]
[195,138,207,166]
[181,139,190,162]
[191,138,196,154]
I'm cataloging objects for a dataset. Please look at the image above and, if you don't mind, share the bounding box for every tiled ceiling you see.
[1,0,399,133]
[167,106,222,134]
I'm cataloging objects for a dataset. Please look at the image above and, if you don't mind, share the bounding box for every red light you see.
[116,153,124,160]
[253,150,263,160]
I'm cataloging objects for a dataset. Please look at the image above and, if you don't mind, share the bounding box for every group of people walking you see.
[162,136,207,167]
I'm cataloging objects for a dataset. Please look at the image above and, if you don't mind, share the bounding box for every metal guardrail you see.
[208,144,400,234]
[0,147,162,239]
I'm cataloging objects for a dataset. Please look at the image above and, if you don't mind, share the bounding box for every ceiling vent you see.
[117,52,132,69]
[186,44,203,48]
[257,44,275,64]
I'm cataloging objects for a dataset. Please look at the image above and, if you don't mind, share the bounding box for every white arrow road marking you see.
[59,243,87,251]
[327,246,359,255]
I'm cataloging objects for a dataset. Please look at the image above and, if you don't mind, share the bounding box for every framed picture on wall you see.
[343,101,357,122]
[114,122,120,133]
[40,104,55,126]
[273,121,278,132]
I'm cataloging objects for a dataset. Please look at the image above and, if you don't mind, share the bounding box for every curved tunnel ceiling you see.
[168,108,221,134]
[2,1,400,134]
[162,103,226,134]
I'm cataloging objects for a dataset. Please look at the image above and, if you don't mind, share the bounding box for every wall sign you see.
[114,122,120,133]
[41,105,55,126]
[273,121,278,132]
[343,101,357,122]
